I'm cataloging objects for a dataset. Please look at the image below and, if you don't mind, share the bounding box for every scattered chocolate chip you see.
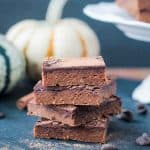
[117,109,133,122]
[136,133,150,146]
[101,144,118,150]
[137,104,148,115]
[0,112,5,119]
[37,118,42,122]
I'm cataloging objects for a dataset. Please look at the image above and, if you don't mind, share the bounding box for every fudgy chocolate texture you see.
[116,0,150,22]
[34,118,109,143]
[34,79,116,106]
[42,57,106,87]
[137,11,150,22]
[28,96,121,126]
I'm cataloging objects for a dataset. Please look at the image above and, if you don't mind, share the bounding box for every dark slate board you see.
[0,79,150,150]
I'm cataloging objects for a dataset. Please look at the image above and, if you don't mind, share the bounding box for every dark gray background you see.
[0,0,150,67]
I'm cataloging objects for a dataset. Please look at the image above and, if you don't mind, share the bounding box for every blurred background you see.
[0,0,150,67]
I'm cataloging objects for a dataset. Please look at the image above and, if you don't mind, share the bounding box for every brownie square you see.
[116,0,150,22]
[42,57,107,87]
[34,79,116,106]
[28,96,121,126]
[34,118,109,143]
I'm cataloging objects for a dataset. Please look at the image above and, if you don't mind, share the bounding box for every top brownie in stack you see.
[42,56,107,87]
[116,0,150,22]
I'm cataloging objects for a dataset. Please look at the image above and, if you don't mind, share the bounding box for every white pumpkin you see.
[0,35,25,94]
[6,0,100,80]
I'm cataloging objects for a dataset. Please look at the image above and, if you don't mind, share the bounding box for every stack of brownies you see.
[27,57,121,143]
[116,0,150,23]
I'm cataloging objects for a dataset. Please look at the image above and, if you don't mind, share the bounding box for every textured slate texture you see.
[0,79,150,150]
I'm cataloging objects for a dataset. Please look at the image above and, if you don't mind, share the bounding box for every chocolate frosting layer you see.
[43,57,105,72]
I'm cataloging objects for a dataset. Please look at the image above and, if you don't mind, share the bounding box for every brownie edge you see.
[28,96,121,126]
[42,57,107,86]
[34,79,116,106]
[34,118,109,143]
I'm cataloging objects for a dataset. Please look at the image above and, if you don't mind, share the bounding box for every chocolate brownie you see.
[137,11,150,22]
[28,96,121,126]
[34,79,116,106]
[116,0,150,22]
[34,118,109,143]
[42,57,107,87]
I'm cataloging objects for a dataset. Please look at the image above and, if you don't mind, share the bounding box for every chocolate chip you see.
[136,133,150,146]
[137,104,148,115]
[101,144,118,150]
[117,109,133,122]
[0,112,5,119]
[37,118,42,122]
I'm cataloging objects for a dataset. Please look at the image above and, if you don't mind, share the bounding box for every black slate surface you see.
[0,79,150,150]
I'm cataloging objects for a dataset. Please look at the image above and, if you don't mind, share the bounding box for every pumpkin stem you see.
[46,0,68,25]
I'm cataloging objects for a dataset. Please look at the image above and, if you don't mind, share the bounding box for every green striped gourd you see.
[0,35,25,94]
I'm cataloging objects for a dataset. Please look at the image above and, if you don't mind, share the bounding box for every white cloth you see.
[132,75,150,104]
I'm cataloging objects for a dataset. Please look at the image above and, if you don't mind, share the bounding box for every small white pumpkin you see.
[6,0,100,80]
[0,35,25,94]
